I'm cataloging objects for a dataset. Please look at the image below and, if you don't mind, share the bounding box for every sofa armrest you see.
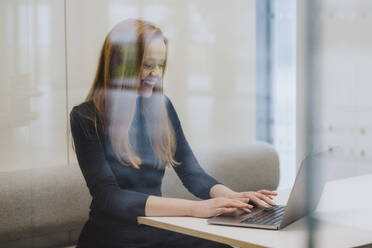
[0,165,90,246]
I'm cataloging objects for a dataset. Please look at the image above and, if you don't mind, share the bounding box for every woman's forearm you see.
[145,184,239,217]
[209,184,237,198]
[145,195,196,217]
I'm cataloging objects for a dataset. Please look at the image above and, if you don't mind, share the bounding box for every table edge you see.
[137,217,266,248]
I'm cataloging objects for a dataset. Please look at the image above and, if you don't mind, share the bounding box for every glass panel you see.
[0,0,67,172]
[67,0,256,162]
[304,0,372,246]
[256,0,296,189]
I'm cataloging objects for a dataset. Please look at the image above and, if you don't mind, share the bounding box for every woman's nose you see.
[150,65,161,76]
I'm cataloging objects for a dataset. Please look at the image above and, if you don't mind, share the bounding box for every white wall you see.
[0,0,256,171]
[0,0,67,171]
[297,0,372,178]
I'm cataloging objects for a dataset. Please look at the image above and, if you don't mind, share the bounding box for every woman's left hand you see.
[228,190,277,208]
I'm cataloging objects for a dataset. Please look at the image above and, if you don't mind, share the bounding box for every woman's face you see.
[139,38,166,98]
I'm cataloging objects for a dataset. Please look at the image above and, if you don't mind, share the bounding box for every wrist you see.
[210,184,238,198]
[222,190,239,199]
[187,200,200,217]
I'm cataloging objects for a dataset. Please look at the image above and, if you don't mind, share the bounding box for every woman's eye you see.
[144,63,164,70]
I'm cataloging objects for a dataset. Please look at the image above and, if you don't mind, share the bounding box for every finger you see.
[250,195,270,208]
[216,207,237,215]
[258,189,278,196]
[233,201,253,208]
[236,201,254,209]
[256,193,277,206]
[261,194,273,200]
[222,200,250,210]
[241,207,252,213]
[264,197,277,206]
[231,197,254,208]
[234,198,251,204]
[226,200,251,208]
[257,189,276,196]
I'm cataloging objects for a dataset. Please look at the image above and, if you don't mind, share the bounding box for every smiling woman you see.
[139,38,166,97]
[70,18,276,248]
[84,19,177,170]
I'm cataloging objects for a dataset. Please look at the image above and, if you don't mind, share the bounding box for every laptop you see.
[208,150,334,230]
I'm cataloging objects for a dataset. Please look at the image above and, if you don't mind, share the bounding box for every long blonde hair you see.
[83,19,179,169]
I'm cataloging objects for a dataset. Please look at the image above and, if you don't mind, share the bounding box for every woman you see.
[70,19,277,248]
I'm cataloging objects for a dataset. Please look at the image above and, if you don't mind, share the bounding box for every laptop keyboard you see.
[240,205,285,226]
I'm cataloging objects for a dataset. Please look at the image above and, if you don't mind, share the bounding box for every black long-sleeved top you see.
[70,95,221,239]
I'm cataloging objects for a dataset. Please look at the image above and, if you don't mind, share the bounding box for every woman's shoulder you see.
[69,100,105,139]
[163,94,175,112]
[71,100,95,116]
[70,100,97,125]
[163,94,181,128]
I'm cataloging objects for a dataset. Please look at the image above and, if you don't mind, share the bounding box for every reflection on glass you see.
[109,2,137,28]
[256,0,296,189]
[69,19,278,247]
[304,0,372,246]
[187,74,212,92]
[0,0,66,171]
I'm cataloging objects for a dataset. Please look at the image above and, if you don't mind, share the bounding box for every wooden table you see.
[138,174,372,248]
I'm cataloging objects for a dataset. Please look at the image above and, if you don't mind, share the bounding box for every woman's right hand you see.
[190,197,253,218]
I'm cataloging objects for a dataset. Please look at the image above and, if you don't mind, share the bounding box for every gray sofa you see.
[0,142,279,248]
